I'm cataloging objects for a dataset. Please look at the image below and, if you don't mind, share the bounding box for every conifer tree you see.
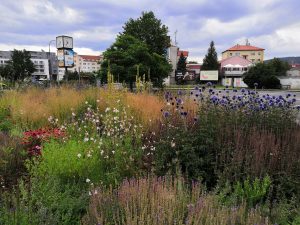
[202,41,219,70]
[177,52,187,74]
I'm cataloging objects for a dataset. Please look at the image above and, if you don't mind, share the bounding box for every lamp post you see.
[48,40,56,83]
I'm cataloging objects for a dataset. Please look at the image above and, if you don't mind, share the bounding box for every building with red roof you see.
[177,50,189,57]
[220,56,253,88]
[222,43,264,64]
[74,54,103,73]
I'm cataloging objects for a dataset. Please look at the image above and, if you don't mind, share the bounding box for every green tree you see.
[100,34,171,87]
[122,11,170,55]
[5,49,36,83]
[202,41,219,70]
[0,64,13,80]
[243,63,281,89]
[177,52,187,74]
[267,58,290,76]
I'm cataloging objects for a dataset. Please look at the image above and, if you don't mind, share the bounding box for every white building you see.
[0,51,55,81]
[220,56,253,87]
[58,54,102,80]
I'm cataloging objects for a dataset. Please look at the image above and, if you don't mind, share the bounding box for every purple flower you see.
[206,82,212,86]
[163,111,170,117]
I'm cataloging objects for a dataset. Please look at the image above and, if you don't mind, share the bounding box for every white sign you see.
[200,70,218,81]
[56,36,73,49]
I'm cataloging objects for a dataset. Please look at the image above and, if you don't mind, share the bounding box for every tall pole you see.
[48,40,55,84]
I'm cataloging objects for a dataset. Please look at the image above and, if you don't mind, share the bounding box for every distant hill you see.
[265,57,300,64]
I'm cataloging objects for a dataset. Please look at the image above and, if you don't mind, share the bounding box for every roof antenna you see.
[246,38,250,46]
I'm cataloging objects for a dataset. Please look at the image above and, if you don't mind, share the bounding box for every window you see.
[251,52,255,56]
[243,55,247,59]
[39,61,43,64]
[83,63,86,65]
[258,52,261,55]
[40,69,44,72]
[251,59,255,62]
[235,52,240,56]
[230,53,232,56]
[258,59,261,62]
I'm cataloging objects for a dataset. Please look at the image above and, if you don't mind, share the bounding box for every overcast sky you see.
[0,0,299,62]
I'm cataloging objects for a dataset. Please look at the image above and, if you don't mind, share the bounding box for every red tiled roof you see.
[220,56,253,67]
[187,64,201,69]
[79,55,102,61]
[223,45,264,53]
[177,50,189,57]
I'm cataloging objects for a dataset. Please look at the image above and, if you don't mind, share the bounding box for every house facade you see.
[220,56,253,87]
[222,44,264,63]
[58,54,102,80]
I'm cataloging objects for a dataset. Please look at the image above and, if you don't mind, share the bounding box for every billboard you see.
[57,49,65,67]
[200,70,218,81]
[57,49,74,68]
[64,49,74,67]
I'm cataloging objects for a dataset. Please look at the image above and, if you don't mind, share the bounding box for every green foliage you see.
[219,176,271,207]
[122,11,170,55]
[267,57,290,76]
[177,52,187,74]
[243,63,281,88]
[0,133,27,190]
[101,34,171,87]
[0,107,13,133]
[201,41,219,71]
[4,49,36,82]
[0,176,89,225]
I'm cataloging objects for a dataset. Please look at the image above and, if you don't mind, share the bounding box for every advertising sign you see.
[57,49,74,68]
[64,49,74,67]
[200,70,218,81]
[57,49,65,67]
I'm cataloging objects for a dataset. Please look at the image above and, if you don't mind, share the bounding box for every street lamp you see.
[48,40,56,82]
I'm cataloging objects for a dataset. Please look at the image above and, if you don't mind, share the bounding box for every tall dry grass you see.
[82,175,271,225]
[0,87,165,129]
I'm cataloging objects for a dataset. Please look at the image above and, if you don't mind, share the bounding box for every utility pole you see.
[48,40,55,85]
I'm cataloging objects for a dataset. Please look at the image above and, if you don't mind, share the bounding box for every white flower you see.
[105,107,111,112]
[72,112,76,117]
[86,178,91,183]
[100,150,104,155]
[171,141,176,148]
[117,99,120,103]
[87,153,92,158]
[84,137,89,142]
[77,153,82,158]
[85,101,88,104]
[112,150,115,154]
[167,102,171,106]
[96,99,100,103]
[89,191,92,196]
[94,190,98,195]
